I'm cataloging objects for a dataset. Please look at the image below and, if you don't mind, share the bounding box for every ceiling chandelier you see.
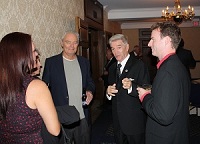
[161,0,195,24]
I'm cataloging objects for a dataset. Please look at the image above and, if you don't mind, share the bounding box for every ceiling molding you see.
[108,8,163,19]
[108,7,200,20]
[121,20,199,29]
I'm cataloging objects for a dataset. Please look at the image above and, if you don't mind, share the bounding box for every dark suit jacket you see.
[176,47,196,79]
[42,53,95,122]
[142,55,190,144]
[108,54,150,135]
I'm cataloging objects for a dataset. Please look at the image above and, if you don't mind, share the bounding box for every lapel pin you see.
[125,69,128,72]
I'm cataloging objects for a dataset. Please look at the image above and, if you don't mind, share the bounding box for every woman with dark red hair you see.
[0,32,60,143]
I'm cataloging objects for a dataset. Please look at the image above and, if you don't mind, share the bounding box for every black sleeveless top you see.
[0,76,43,143]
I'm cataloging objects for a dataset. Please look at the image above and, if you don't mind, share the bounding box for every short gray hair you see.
[109,34,128,45]
[62,31,80,42]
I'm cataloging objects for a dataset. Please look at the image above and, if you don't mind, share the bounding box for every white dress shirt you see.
[107,54,132,100]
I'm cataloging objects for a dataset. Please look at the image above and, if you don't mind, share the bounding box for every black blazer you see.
[142,55,190,144]
[108,54,150,135]
[42,53,95,122]
[42,53,95,106]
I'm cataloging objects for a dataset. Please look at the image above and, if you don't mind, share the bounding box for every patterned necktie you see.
[117,63,122,78]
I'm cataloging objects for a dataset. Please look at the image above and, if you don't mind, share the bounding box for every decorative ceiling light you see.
[161,0,195,24]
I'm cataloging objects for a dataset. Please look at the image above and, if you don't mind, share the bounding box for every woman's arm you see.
[26,79,60,136]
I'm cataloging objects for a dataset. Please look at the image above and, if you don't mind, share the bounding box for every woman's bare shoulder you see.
[27,79,49,95]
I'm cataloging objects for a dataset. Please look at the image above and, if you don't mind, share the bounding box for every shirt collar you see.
[109,57,114,61]
[157,53,175,69]
[118,54,130,71]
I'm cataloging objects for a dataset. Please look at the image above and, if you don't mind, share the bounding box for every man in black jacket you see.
[137,22,190,144]
[107,34,150,144]
[42,31,95,144]
[176,38,196,80]
[101,46,117,90]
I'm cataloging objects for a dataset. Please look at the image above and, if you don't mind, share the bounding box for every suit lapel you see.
[109,62,118,84]
[116,55,137,89]
[57,53,68,87]
[57,53,65,73]
[121,55,135,78]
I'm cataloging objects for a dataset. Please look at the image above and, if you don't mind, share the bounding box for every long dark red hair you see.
[0,32,34,120]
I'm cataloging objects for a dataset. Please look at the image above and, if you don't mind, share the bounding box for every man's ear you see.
[126,44,130,51]
[165,36,171,46]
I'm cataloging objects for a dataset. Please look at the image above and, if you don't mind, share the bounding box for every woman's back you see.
[0,76,43,144]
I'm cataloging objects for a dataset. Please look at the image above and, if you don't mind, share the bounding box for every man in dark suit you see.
[106,34,150,144]
[130,45,143,60]
[42,31,95,144]
[101,46,117,104]
[177,38,196,80]
[101,45,117,88]
[137,22,190,144]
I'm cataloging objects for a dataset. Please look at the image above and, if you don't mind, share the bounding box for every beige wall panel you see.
[0,0,84,76]
[122,29,139,52]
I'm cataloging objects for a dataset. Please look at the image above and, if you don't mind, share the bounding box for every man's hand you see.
[122,78,132,89]
[137,87,151,101]
[86,91,93,105]
[107,83,118,96]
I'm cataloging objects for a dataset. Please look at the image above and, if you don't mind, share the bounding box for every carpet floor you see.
[91,103,200,144]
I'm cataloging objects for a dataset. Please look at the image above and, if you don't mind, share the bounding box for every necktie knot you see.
[117,63,122,69]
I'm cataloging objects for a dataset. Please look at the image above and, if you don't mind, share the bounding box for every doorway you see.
[88,28,104,105]
[139,28,157,83]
